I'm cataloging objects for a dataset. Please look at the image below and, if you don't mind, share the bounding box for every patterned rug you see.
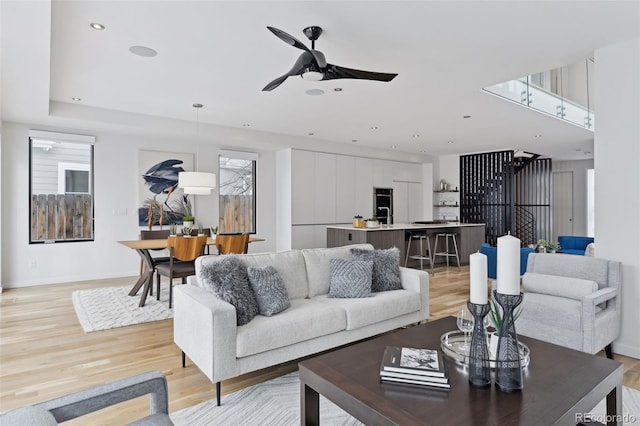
[72,285,173,332]
[170,371,640,426]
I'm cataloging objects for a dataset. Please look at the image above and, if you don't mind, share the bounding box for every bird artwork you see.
[138,158,191,226]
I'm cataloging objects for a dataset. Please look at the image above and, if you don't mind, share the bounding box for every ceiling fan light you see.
[301,70,324,81]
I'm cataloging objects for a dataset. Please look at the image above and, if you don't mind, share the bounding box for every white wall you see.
[0,121,277,288]
[438,155,460,191]
[594,38,640,358]
[553,159,594,237]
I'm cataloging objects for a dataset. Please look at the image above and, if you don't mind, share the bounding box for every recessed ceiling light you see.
[463,115,471,119]
[71,97,81,101]
[584,151,592,155]
[413,134,420,138]
[308,132,315,136]
[90,23,105,30]
[420,150,427,153]
[447,140,454,144]
[334,88,343,92]
[305,89,324,96]
[351,139,358,143]
[575,148,582,151]
[391,145,397,149]
[371,126,378,130]
[242,123,251,127]
[193,103,203,108]
[534,134,542,138]
[129,45,158,57]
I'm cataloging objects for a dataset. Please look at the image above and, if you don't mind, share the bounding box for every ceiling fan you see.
[262,26,398,91]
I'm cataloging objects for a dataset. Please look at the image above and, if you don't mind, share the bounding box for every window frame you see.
[218,152,257,234]
[29,132,96,244]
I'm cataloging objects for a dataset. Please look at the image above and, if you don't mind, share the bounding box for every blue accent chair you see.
[480,242,534,279]
[558,235,594,255]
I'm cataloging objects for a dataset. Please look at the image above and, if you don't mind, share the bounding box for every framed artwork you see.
[138,150,194,226]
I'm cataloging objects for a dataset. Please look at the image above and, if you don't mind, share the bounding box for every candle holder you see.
[493,290,524,393]
[466,300,491,388]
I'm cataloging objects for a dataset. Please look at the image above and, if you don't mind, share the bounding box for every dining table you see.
[118,235,265,307]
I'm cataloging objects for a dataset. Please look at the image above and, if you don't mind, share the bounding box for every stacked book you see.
[379,346,450,391]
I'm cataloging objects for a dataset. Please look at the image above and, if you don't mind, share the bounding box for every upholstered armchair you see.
[480,242,533,279]
[0,371,173,425]
[516,253,622,358]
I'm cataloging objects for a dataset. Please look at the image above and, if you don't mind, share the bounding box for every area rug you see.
[170,372,640,426]
[72,285,173,332]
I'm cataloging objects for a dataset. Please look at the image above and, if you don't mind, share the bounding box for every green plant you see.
[210,225,218,235]
[536,239,560,252]
[182,225,193,235]
[182,215,194,222]
[198,223,204,234]
[169,223,177,236]
[488,297,522,334]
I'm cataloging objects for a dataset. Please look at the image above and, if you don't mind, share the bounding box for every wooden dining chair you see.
[140,229,171,296]
[155,235,207,308]
[215,233,250,255]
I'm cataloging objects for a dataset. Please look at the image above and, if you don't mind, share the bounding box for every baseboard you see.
[3,271,139,289]
[613,341,640,359]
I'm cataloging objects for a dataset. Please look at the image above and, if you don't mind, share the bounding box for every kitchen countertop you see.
[326,223,485,231]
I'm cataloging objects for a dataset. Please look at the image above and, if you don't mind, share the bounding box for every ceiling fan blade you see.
[262,51,316,91]
[267,26,311,52]
[262,75,289,91]
[322,64,398,82]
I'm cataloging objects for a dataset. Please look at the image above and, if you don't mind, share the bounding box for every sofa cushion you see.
[350,247,402,292]
[238,250,309,300]
[302,244,374,297]
[313,289,421,330]
[328,258,374,298]
[236,299,347,357]
[247,265,290,316]
[198,255,259,326]
[523,272,598,300]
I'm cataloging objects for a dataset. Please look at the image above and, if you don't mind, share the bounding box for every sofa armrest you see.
[584,287,617,306]
[399,266,430,320]
[34,371,169,423]
[173,285,238,383]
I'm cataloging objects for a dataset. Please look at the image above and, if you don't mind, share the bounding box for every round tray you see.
[440,330,530,369]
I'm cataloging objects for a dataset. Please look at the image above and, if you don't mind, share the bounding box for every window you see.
[218,151,256,234]
[29,131,95,243]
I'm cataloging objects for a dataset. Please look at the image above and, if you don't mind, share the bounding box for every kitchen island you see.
[327,223,485,267]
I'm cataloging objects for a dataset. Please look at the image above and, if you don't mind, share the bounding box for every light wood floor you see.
[1,266,638,425]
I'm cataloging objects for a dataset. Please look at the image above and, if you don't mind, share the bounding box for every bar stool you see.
[433,233,461,270]
[405,231,434,272]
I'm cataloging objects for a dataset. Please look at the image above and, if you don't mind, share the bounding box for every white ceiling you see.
[2,1,639,161]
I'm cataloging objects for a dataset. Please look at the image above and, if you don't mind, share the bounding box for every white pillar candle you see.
[469,252,488,304]
[497,234,521,295]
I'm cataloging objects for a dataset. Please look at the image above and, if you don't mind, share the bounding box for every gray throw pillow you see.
[246,265,290,316]
[328,258,374,298]
[199,255,259,325]
[350,247,402,292]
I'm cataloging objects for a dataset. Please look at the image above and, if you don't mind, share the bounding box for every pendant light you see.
[178,103,216,195]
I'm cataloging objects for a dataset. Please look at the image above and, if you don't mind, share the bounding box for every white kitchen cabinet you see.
[392,182,408,224]
[291,224,330,249]
[355,157,374,219]
[335,155,356,223]
[291,150,315,225]
[314,153,337,224]
[393,162,423,182]
[393,181,424,224]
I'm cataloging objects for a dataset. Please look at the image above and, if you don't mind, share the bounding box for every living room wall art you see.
[138,150,194,226]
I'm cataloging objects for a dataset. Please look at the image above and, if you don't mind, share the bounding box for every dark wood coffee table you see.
[299,316,623,425]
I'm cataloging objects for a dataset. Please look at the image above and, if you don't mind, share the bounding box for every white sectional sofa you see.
[173,243,429,405]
